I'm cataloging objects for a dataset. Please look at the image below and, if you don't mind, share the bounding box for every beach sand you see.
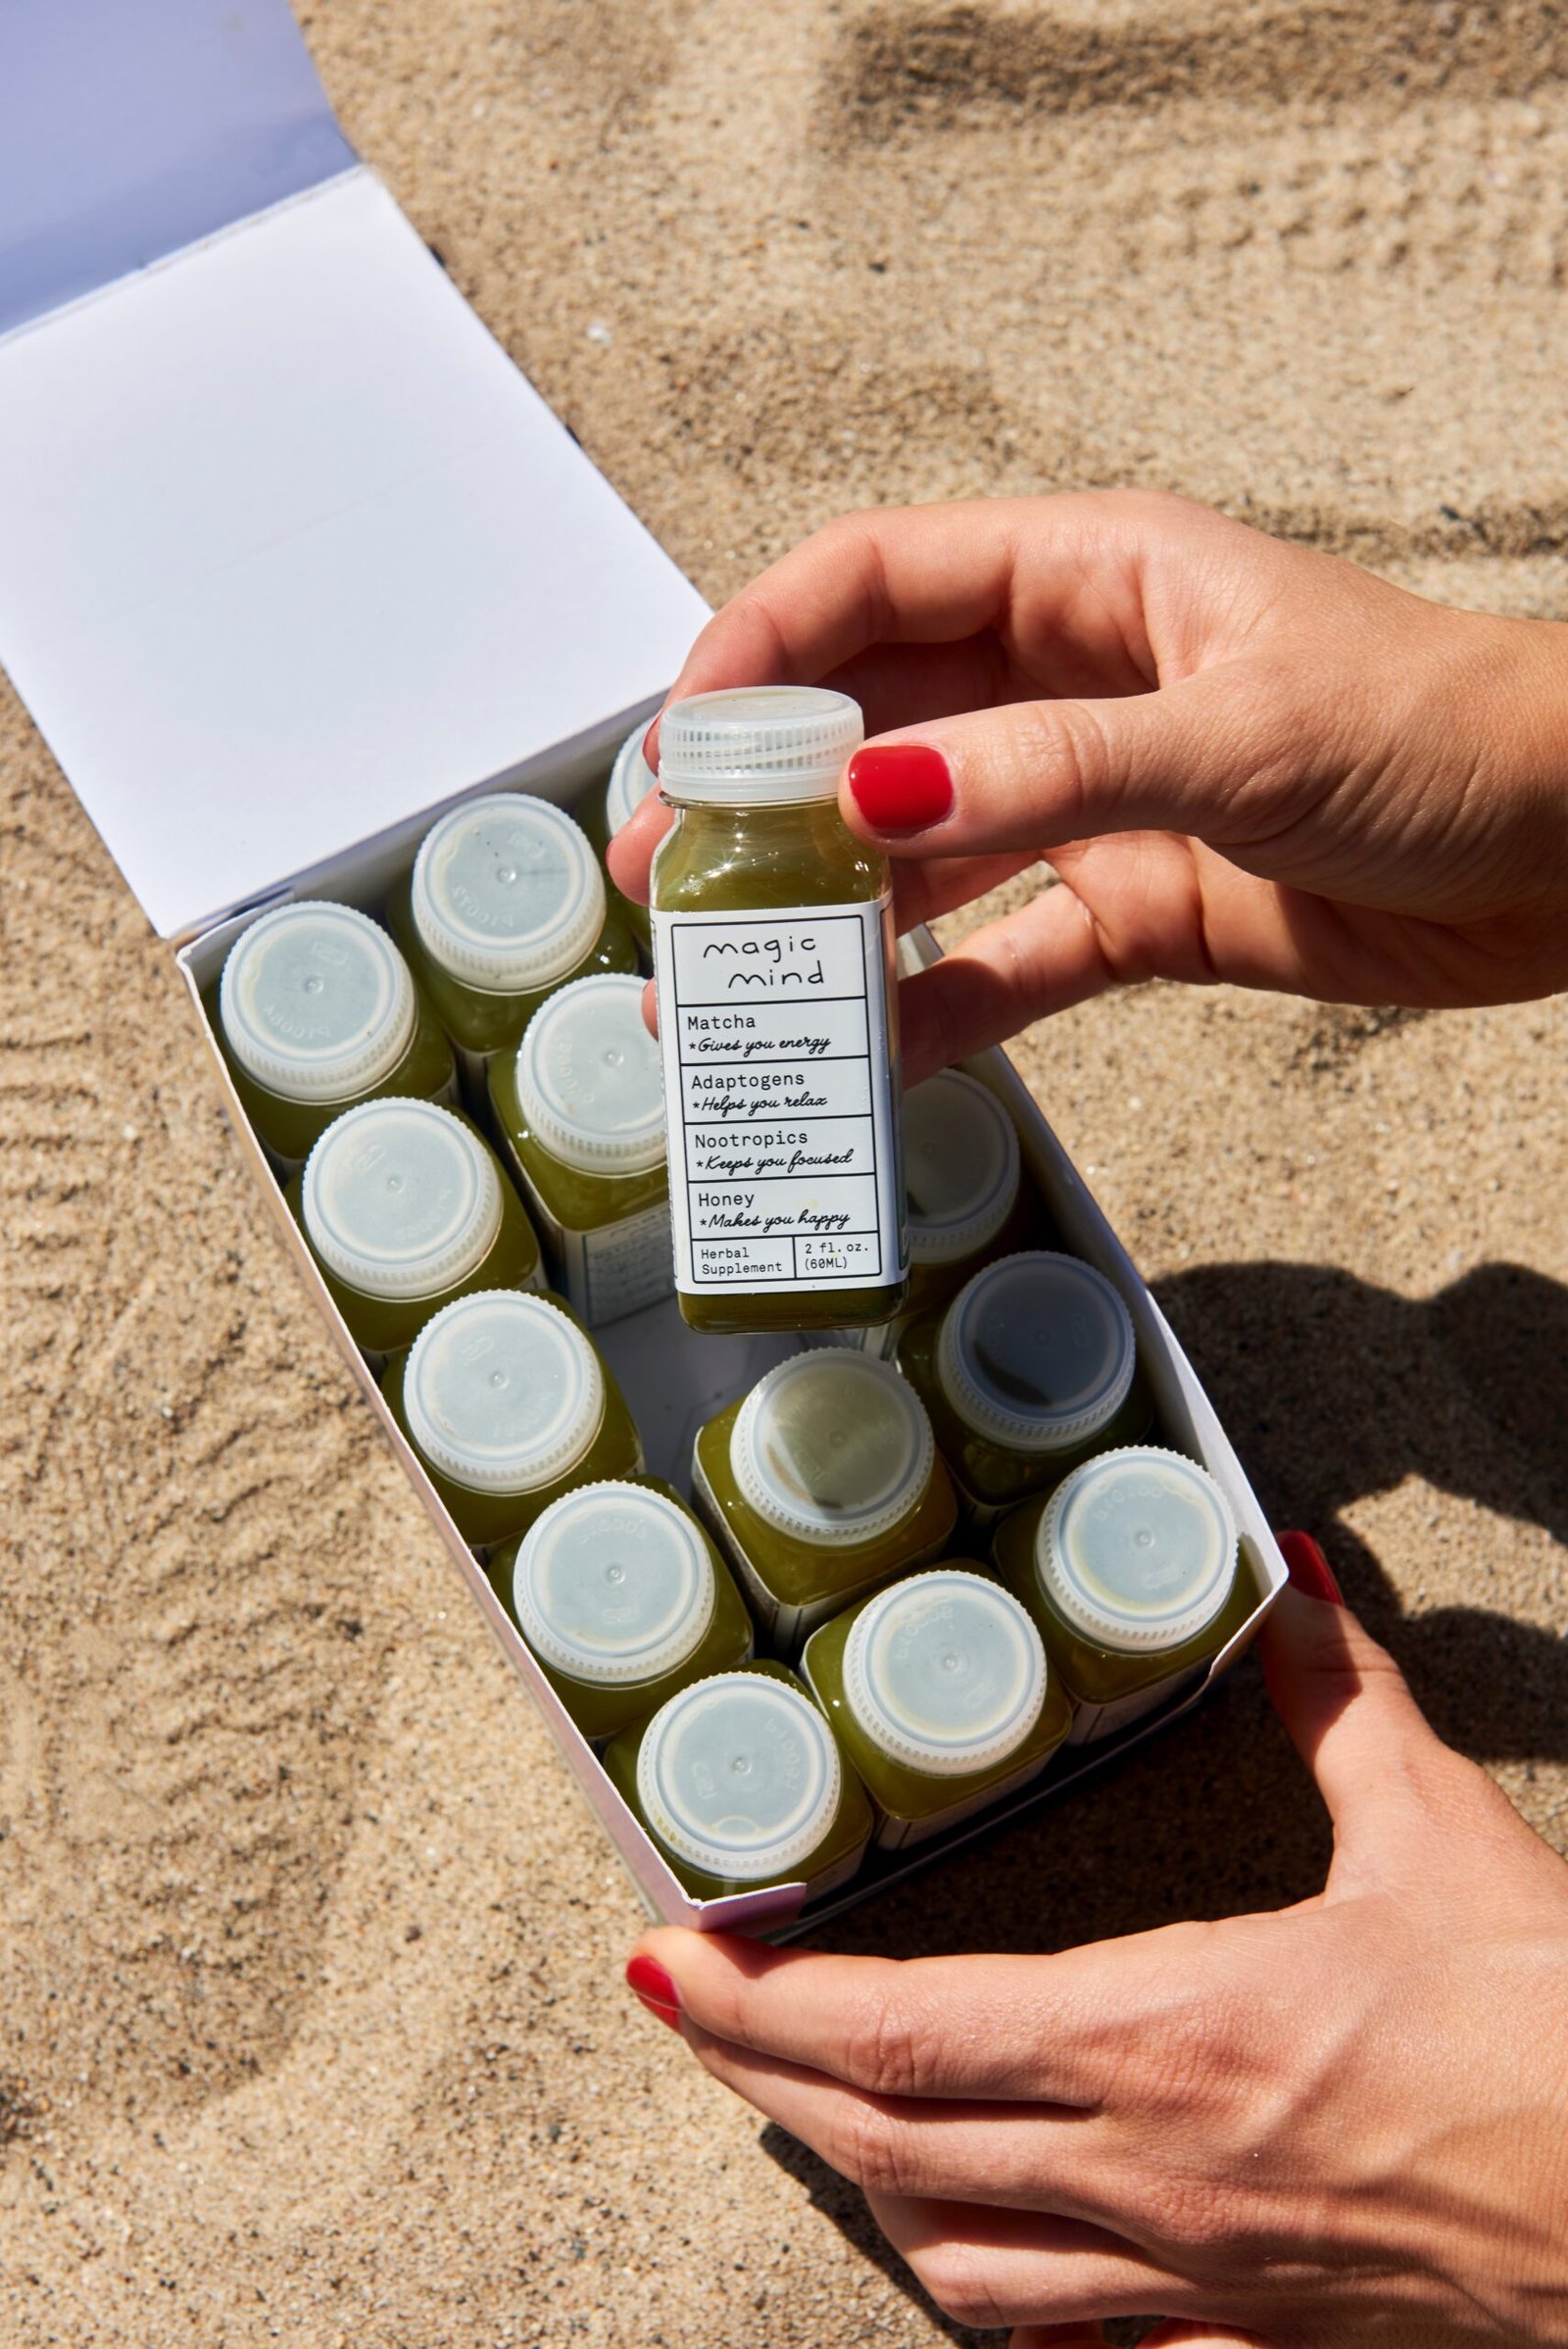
[3,4,1567,2341]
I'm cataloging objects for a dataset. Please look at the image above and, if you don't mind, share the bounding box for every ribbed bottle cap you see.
[220,901,416,1104]
[636,1673,842,1884]
[411,794,605,994]
[512,1482,715,1688]
[511,974,666,1176]
[729,1353,934,1548]
[403,1291,604,1495]
[844,1569,1048,1779]
[605,723,658,836]
[1038,1446,1240,1654]
[937,1252,1136,1455]
[302,1100,504,1301]
[658,687,863,806]
[904,1071,1021,1268]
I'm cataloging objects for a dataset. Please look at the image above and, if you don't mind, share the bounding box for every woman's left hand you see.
[624,1571,1568,2347]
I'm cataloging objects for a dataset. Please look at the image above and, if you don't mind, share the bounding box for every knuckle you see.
[840,1985,938,2098]
[827,2098,915,2201]
[912,2240,1010,2332]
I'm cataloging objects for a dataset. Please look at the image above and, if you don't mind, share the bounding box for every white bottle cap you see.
[844,1569,1048,1779]
[729,1353,934,1548]
[636,1673,843,1884]
[411,794,606,995]
[302,1100,504,1301]
[512,1482,715,1688]
[605,723,658,836]
[657,687,863,806]
[904,1070,1021,1268]
[403,1291,605,1495]
[220,901,416,1104]
[511,974,666,1176]
[1037,1446,1240,1654]
[937,1251,1136,1455]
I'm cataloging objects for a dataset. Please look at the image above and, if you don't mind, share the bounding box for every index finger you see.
[631,1921,1223,2107]
[660,495,1155,719]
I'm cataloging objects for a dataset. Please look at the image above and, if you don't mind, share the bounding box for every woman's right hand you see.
[609,492,1568,1083]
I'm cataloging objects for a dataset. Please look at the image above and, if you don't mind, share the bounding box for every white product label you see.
[565,1203,675,1328]
[651,899,906,1297]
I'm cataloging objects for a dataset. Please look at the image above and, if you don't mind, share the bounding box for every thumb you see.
[1260,1532,1453,1871]
[841,664,1291,859]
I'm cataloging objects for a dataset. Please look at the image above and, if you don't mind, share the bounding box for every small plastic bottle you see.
[384,1289,642,1550]
[861,1068,1037,1358]
[290,1098,544,1370]
[602,1662,874,1902]
[488,973,672,1326]
[582,723,656,954]
[387,793,638,1086]
[489,1478,754,1744]
[649,687,908,1336]
[995,1445,1251,1743]
[216,900,456,1172]
[896,1250,1152,1531]
[802,1567,1071,1848]
[691,1351,956,1653]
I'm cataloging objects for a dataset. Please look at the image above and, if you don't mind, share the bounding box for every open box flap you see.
[0,0,353,338]
[0,8,710,941]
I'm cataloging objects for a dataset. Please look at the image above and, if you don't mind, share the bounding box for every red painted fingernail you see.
[632,1989,682,2031]
[626,1953,680,2015]
[846,744,953,834]
[1277,1530,1344,1606]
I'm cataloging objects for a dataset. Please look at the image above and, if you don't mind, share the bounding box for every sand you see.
[3,4,1567,2342]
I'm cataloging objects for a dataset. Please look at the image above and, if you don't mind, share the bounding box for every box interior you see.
[178,752,1289,1939]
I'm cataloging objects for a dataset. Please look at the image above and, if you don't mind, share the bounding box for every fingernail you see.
[625,1952,680,2021]
[846,743,953,834]
[1277,1530,1344,1606]
[632,1989,682,2031]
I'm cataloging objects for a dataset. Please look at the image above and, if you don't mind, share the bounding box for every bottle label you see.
[651,898,907,1297]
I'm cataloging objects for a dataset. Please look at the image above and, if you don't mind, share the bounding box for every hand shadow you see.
[756,1260,1568,2343]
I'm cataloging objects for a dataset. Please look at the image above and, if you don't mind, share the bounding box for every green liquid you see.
[486,1477,754,1743]
[600,1659,874,1901]
[651,796,908,1336]
[381,1311,643,1550]
[385,871,640,1062]
[286,1142,544,1361]
[801,1569,1072,1845]
[212,984,457,1170]
[895,1305,1154,1523]
[692,1395,957,1651]
[487,1050,670,1300]
[993,1495,1259,1733]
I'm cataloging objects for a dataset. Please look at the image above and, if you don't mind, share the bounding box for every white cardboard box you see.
[0,0,1285,1937]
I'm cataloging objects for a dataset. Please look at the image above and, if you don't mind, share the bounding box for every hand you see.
[625,1562,1568,2346]
[609,493,1568,1083]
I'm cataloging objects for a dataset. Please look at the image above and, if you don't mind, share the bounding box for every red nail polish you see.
[1277,1530,1344,1606]
[632,1989,682,2031]
[846,744,953,834]
[626,1952,679,2012]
